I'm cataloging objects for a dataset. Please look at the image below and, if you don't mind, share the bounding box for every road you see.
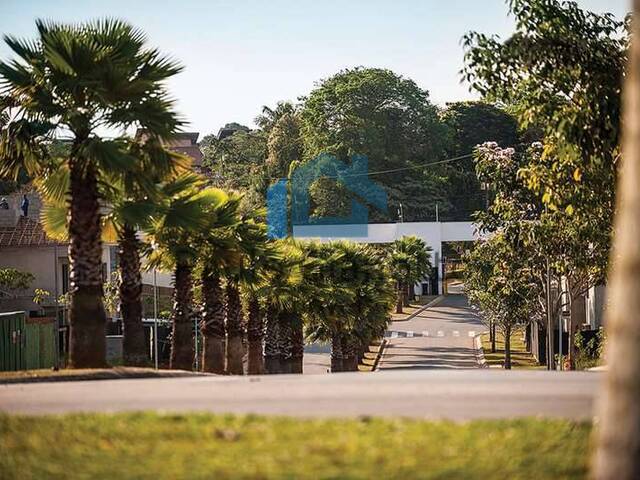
[379,295,485,370]
[0,370,600,420]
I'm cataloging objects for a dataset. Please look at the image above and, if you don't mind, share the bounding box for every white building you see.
[293,221,480,295]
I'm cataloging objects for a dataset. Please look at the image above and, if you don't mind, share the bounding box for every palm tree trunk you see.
[290,314,304,374]
[119,224,146,366]
[200,269,225,374]
[395,282,404,314]
[247,296,264,375]
[503,325,512,370]
[342,334,360,371]
[593,6,640,477]
[170,262,194,370]
[264,307,280,374]
[331,333,344,372]
[225,280,245,375]
[68,161,107,368]
[404,282,412,305]
[277,312,293,374]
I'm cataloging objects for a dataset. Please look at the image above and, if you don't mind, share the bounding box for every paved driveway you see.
[378,295,485,370]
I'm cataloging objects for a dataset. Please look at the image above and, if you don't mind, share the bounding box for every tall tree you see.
[387,236,433,314]
[148,176,229,370]
[464,0,626,368]
[0,19,183,367]
[464,233,539,369]
[39,140,189,366]
[299,67,450,222]
[593,1,640,476]
[441,101,520,219]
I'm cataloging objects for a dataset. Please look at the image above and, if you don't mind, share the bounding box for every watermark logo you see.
[266,153,387,239]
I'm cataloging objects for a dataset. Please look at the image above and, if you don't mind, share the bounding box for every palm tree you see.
[255,101,296,133]
[260,240,312,374]
[193,195,241,374]
[148,175,228,370]
[306,241,395,372]
[388,236,433,313]
[237,223,279,375]
[39,140,188,366]
[0,19,183,367]
[224,214,267,375]
[304,241,359,373]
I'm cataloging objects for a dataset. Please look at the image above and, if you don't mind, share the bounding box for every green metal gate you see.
[0,311,57,371]
[0,311,26,371]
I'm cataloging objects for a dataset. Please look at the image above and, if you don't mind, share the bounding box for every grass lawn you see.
[481,330,543,369]
[0,412,591,479]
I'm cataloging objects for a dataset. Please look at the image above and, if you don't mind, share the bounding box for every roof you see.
[0,216,66,248]
[172,145,203,166]
[133,129,203,166]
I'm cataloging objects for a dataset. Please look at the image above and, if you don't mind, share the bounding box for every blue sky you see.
[0,0,630,137]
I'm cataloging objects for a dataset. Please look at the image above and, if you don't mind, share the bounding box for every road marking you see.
[390,331,398,339]
[406,331,414,338]
[453,330,460,337]
[468,331,476,337]
[422,331,430,337]
[437,331,444,337]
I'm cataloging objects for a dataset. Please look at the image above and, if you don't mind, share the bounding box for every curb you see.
[371,339,388,372]
[392,295,445,323]
[0,368,214,385]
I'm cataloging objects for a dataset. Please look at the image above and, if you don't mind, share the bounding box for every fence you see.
[0,311,57,371]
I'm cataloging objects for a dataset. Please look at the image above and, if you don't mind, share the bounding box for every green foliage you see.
[103,271,121,318]
[441,101,521,219]
[0,268,34,291]
[574,328,606,370]
[299,67,452,221]
[464,233,540,336]
[32,288,51,306]
[463,0,625,220]
[0,18,184,183]
[387,236,433,287]
[462,1,624,356]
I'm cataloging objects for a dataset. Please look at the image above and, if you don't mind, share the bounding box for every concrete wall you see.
[586,285,607,329]
[0,246,64,311]
[0,192,43,227]
[293,222,479,295]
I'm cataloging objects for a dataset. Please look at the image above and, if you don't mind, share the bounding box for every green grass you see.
[481,330,544,369]
[0,412,591,479]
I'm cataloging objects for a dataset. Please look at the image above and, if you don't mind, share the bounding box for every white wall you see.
[293,222,479,295]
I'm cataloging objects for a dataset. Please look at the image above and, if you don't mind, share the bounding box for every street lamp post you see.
[153,269,159,370]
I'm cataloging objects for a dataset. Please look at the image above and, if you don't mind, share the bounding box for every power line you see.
[272,152,475,182]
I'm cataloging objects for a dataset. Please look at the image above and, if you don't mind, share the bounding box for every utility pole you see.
[546,257,553,370]
[153,269,159,370]
[558,308,563,371]
[435,203,439,222]
[397,203,404,222]
[194,314,199,371]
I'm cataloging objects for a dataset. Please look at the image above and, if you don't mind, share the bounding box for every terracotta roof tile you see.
[0,216,66,248]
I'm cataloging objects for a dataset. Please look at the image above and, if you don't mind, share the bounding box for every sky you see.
[0,0,631,138]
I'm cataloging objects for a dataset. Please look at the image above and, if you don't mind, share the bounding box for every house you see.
[0,131,205,314]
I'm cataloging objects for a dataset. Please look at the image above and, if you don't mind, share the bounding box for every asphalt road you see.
[0,370,601,420]
[379,294,485,370]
